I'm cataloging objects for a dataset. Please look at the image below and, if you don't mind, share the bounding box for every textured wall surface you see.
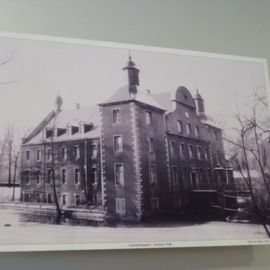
[0,0,270,269]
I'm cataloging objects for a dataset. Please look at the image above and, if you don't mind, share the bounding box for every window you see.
[149,165,157,184]
[196,146,202,160]
[186,124,191,135]
[112,109,121,123]
[93,194,98,204]
[62,168,66,184]
[177,121,183,133]
[116,198,125,215]
[61,147,67,160]
[74,145,80,159]
[170,141,176,157]
[47,148,52,161]
[172,167,178,185]
[75,194,81,206]
[47,193,52,203]
[26,150,30,161]
[62,194,67,205]
[179,143,185,159]
[145,111,152,125]
[151,198,159,210]
[115,164,124,186]
[190,170,199,189]
[188,145,194,159]
[92,168,98,184]
[185,112,190,118]
[90,144,98,158]
[25,170,30,184]
[47,169,52,184]
[113,136,123,152]
[36,150,41,161]
[195,126,199,138]
[36,170,40,184]
[148,138,154,152]
[204,149,209,160]
[75,168,80,184]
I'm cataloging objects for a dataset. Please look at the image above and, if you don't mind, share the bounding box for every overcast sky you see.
[0,36,269,140]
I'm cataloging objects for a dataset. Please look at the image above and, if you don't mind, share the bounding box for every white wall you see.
[0,0,270,269]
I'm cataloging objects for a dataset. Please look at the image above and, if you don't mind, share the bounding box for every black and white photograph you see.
[0,33,270,251]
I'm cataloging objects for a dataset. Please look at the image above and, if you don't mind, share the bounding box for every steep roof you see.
[23,105,101,145]
[101,85,165,110]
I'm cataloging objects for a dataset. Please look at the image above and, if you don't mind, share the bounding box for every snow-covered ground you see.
[0,207,268,250]
[0,187,20,202]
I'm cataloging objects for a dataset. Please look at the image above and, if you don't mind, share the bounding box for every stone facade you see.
[20,56,234,221]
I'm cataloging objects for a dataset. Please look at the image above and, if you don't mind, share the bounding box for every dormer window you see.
[71,126,79,135]
[112,109,121,124]
[45,129,53,138]
[56,128,66,137]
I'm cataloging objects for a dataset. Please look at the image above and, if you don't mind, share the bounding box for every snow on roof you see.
[201,116,222,130]
[24,105,101,145]
[102,86,165,110]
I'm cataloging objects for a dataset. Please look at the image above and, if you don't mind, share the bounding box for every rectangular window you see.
[25,170,30,184]
[179,143,185,159]
[62,168,66,184]
[93,194,98,204]
[151,198,159,210]
[196,146,202,160]
[62,194,67,205]
[113,135,123,152]
[170,141,176,157]
[47,169,52,184]
[195,126,199,137]
[148,138,154,152]
[61,147,67,160]
[75,194,81,206]
[26,150,30,161]
[47,148,52,161]
[186,124,191,135]
[36,150,41,161]
[204,148,209,160]
[115,164,124,186]
[90,144,98,158]
[188,145,194,159]
[145,111,152,125]
[116,198,125,215]
[149,165,157,184]
[47,193,52,203]
[112,109,121,123]
[75,168,80,184]
[92,168,98,184]
[177,120,183,133]
[36,170,40,184]
[74,145,80,159]
[172,167,178,185]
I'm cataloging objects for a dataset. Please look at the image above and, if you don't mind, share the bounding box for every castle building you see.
[20,56,234,221]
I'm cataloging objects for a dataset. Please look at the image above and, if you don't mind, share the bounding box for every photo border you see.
[0,31,270,252]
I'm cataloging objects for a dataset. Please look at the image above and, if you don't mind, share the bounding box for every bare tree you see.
[224,89,270,237]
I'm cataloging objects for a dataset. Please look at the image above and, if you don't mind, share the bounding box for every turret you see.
[55,94,63,113]
[194,89,205,115]
[123,55,140,96]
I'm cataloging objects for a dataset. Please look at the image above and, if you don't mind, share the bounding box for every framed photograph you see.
[0,32,270,252]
